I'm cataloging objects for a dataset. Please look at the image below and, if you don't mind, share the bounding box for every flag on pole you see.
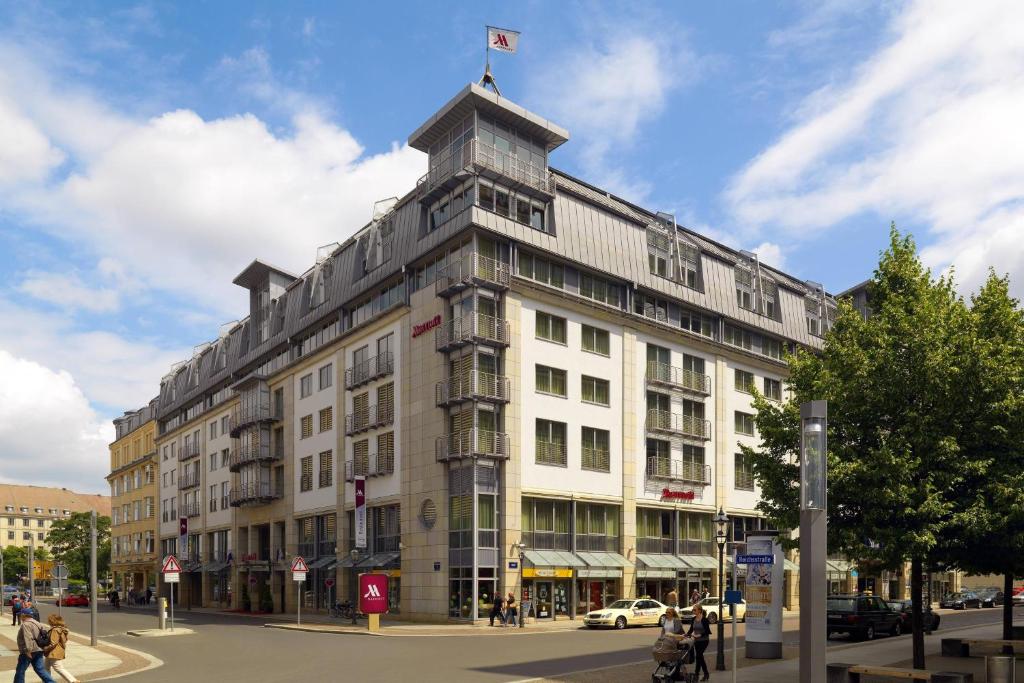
[487,26,519,54]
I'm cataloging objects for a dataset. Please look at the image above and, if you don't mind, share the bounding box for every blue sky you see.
[1,0,1022,492]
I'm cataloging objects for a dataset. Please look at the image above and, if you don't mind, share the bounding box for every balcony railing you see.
[575,534,618,553]
[177,471,200,490]
[344,352,394,390]
[435,313,509,352]
[735,469,755,491]
[521,531,570,552]
[535,440,566,467]
[581,447,611,472]
[646,456,712,485]
[228,481,284,507]
[645,361,711,395]
[435,253,512,297]
[179,441,200,462]
[228,443,283,472]
[417,138,556,204]
[297,542,316,558]
[229,402,282,437]
[645,409,712,440]
[679,539,715,556]
[181,501,201,518]
[435,429,509,462]
[344,403,395,435]
[435,371,510,407]
[637,537,674,554]
[344,452,394,482]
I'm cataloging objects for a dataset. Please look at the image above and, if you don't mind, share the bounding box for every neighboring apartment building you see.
[150,82,840,621]
[0,485,110,555]
[107,400,160,595]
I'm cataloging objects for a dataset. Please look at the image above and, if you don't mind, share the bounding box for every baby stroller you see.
[652,634,697,683]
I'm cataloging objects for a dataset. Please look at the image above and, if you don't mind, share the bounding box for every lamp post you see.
[799,401,827,683]
[513,541,527,629]
[714,507,729,672]
[349,548,361,625]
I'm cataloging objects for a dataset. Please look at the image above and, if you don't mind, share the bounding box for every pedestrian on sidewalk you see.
[504,592,517,627]
[666,588,678,608]
[145,587,153,605]
[685,603,711,681]
[690,588,700,606]
[11,594,23,625]
[489,594,506,626]
[14,610,56,683]
[43,614,79,683]
[109,588,120,610]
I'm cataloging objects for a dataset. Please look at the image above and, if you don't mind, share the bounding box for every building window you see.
[579,273,621,307]
[300,374,313,398]
[209,485,218,512]
[581,427,610,472]
[221,448,230,469]
[377,382,395,421]
[300,456,313,492]
[735,369,755,393]
[581,376,610,406]
[23,532,30,541]
[535,311,567,344]
[209,421,217,440]
[221,415,229,434]
[353,440,369,476]
[518,252,564,289]
[319,363,332,390]
[301,415,313,439]
[735,411,755,436]
[37,532,44,541]
[736,266,754,310]
[7,531,12,540]
[581,324,610,356]
[535,419,567,466]
[319,450,333,488]
[535,365,567,397]
[377,432,395,474]
[319,406,333,432]
[735,453,754,491]
[221,482,229,510]
[764,378,782,401]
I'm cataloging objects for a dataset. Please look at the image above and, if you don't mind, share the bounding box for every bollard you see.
[986,654,1015,683]
[157,597,167,630]
[931,673,974,683]
[826,662,853,683]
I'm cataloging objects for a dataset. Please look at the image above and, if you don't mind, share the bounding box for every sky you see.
[1,0,1022,494]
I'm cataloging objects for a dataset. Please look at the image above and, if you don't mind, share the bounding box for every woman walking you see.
[43,614,80,683]
[686,603,712,681]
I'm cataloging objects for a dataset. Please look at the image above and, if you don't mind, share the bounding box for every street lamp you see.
[799,400,827,683]
[713,507,729,672]
[349,548,361,625]
[513,541,527,629]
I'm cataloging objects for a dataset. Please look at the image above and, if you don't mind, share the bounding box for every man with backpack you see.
[15,609,56,683]
[11,593,23,625]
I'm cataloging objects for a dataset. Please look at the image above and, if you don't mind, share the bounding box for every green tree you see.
[943,271,1024,639]
[743,227,977,668]
[2,546,28,580]
[46,512,111,583]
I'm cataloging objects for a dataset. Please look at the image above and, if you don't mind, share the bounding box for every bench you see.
[942,637,1024,657]
[828,663,973,682]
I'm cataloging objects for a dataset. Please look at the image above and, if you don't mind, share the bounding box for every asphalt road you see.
[18,601,1020,683]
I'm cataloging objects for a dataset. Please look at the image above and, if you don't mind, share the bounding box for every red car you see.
[59,594,89,607]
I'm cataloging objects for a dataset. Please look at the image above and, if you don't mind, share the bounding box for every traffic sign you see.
[324,578,335,588]
[736,554,774,565]
[724,589,743,605]
[293,572,306,583]
[52,563,69,580]
[249,576,257,586]
[290,556,309,573]
[163,572,179,583]
[162,555,182,573]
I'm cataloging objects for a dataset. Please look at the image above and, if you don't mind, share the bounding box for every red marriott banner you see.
[661,488,695,501]
[412,315,441,338]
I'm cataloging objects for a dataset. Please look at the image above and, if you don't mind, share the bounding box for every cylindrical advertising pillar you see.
[744,532,784,659]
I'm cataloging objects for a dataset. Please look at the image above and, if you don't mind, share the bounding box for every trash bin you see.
[987,654,1015,683]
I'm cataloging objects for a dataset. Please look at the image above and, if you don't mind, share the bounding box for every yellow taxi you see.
[583,598,669,629]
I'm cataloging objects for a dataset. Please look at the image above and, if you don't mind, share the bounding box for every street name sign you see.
[737,554,774,564]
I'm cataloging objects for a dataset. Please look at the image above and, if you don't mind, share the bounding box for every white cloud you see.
[0,94,64,183]
[18,270,122,313]
[726,0,1024,297]
[750,242,787,272]
[0,350,112,493]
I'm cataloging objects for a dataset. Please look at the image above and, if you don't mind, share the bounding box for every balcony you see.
[179,441,200,462]
[646,456,712,486]
[417,137,556,205]
[345,352,394,390]
[435,429,509,462]
[435,253,511,297]
[645,361,711,395]
[181,501,201,518]
[228,443,283,472]
[535,440,566,467]
[177,471,200,490]
[435,371,510,407]
[229,402,281,438]
[228,481,284,507]
[645,409,712,440]
[344,403,395,436]
[435,313,509,352]
[344,452,395,482]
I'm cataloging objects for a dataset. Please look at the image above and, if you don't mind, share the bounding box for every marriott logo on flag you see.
[487,27,519,54]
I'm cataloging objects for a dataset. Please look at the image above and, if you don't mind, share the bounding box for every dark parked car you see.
[886,600,940,631]
[977,588,1004,607]
[827,595,902,640]
[940,591,981,610]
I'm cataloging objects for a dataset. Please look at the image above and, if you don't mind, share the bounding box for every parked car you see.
[939,591,981,610]
[59,592,89,607]
[827,595,902,640]
[977,588,1004,608]
[886,600,940,631]
[679,597,747,624]
[1014,588,1024,605]
[583,599,669,629]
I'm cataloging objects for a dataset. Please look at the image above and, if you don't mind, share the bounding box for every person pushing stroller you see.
[651,607,697,682]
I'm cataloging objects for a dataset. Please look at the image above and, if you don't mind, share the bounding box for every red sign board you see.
[359,573,388,614]
[161,555,182,573]
[291,556,309,573]
[661,488,696,501]
[412,314,442,338]
[325,578,336,588]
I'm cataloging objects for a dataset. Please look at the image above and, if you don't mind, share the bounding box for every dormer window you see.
[762,278,778,319]
[736,265,754,311]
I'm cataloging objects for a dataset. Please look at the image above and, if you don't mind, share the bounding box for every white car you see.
[583,598,669,629]
[680,597,746,623]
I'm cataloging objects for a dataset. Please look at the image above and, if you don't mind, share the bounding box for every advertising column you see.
[743,532,784,659]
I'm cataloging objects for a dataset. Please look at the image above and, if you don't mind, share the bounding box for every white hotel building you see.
[149,81,838,621]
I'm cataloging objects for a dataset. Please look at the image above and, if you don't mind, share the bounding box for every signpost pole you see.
[90,511,97,647]
[1,553,5,617]
[297,579,301,626]
[170,582,175,632]
[731,548,737,683]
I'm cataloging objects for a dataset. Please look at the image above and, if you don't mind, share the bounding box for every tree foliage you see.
[2,546,28,580]
[46,512,111,581]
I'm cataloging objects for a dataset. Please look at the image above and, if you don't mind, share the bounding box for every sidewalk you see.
[0,623,161,681]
